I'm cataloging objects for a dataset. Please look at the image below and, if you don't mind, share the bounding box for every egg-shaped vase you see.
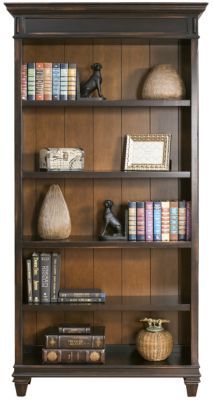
[142,64,186,100]
[38,184,71,240]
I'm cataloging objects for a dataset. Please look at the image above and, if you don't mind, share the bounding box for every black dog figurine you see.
[80,63,106,99]
[99,200,126,241]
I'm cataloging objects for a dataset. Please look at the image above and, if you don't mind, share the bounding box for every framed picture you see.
[124,134,171,171]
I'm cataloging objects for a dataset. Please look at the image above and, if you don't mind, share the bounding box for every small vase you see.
[136,317,173,361]
[142,64,186,99]
[38,184,71,240]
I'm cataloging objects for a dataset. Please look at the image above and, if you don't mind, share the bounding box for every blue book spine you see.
[27,62,35,100]
[153,201,162,241]
[60,63,68,100]
[128,201,136,241]
[136,201,145,241]
[52,63,61,101]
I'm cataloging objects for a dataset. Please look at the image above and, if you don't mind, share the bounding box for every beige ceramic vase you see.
[136,318,173,361]
[142,64,186,99]
[38,184,71,240]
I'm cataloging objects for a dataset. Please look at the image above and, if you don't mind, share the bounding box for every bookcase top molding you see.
[5,2,207,39]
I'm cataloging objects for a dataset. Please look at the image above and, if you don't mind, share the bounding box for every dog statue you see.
[99,200,126,241]
[80,63,106,99]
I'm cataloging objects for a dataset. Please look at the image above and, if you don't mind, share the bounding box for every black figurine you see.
[80,63,106,99]
[99,200,127,241]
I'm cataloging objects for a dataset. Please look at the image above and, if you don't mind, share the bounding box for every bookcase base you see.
[13,378,31,397]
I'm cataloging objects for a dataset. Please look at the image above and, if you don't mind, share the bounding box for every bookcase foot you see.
[184,377,200,397]
[14,378,31,397]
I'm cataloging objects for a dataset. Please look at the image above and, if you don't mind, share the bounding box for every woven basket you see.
[136,318,173,361]
[142,64,186,100]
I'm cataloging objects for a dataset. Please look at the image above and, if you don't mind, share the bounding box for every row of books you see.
[128,200,191,241]
[22,62,79,101]
[26,252,106,304]
[42,324,105,364]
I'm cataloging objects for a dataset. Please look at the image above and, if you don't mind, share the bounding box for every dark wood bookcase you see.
[6,2,207,397]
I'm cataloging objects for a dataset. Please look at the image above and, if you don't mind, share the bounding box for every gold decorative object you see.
[38,184,71,240]
[142,64,186,99]
[136,317,173,361]
[124,134,171,171]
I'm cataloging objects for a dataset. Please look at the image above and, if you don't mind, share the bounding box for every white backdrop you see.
[0,0,212,399]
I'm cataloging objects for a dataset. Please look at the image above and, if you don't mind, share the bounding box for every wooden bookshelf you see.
[6,2,207,397]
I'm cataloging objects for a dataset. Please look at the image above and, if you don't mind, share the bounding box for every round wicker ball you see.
[136,329,173,361]
[142,64,186,100]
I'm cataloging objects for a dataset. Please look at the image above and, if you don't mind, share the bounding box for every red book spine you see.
[35,62,44,100]
[145,201,153,241]
[44,62,52,100]
[21,64,27,100]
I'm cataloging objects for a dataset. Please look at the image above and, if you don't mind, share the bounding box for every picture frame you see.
[124,134,171,171]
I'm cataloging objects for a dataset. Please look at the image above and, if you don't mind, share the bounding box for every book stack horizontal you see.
[26,252,61,304]
[22,62,79,101]
[42,324,105,364]
[128,200,191,242]
[58,288,106,303]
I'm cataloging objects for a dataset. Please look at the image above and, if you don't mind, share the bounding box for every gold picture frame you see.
[124,134,171,171]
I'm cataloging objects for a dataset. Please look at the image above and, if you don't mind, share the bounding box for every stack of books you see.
[58,288,106,303]
[128,200,191,241]
[26,252,61,304]
[42,324,105,364]
[22,62,79,101]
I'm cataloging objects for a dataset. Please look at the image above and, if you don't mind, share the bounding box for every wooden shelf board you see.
[22,236,192,249]
[23,296,190,312]
[22,99,191,108]
[23,171,191,179]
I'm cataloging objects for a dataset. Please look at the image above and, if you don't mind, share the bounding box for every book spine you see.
[58,326,91,334]
[40,253,51,303]
[145,201,153,241]
[50,253,61,303]
[76,69,81,99]
[128,201,136,241]
[27,62,35,100]
[57,297,105,303]
[161,201,170,241]
[42,348,105,364]
[186,201,191,241]
[44,62,52,100]
[170,201,178,241]
[32,252,40,303]
[58,291,106,299]
[21,64,27,100]
[179,200,186,240]
[26,259,33,303]
[35,62,44,100]
[45,334,105,349]
[60,63,68,100]
[68,63,77,100]
[52,63,60,100]
[153,201,162,241]
[136,201,145,241]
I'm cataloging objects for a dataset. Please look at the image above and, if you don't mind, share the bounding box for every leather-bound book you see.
[161,201,170,241]
[170,201,178,241]
[42,348,105,364]
[40,253,51,303]
[45,326,105,349]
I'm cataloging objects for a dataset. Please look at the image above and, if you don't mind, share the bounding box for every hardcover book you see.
[128,201,137,241]
[136,201,145,241]
[45,326,105,349]
[161,201,170,241]
[42,348,105,364]
[179,200,186,240]
[50,253,61,303]
[40,253,51,303]
[44,62,52,100]
[21,63,27,100]
[68,63,77,100]
[26,258,33,303]
[57,297,105,303]
[153,201,161,241]
[58,324,91,334]
[58,288,106,299]
[170,201,178,241]
[186,201,191,241]
[60,63,68,100]
[52,63,60,100]
[35,62,44,100]
[32,252,40,303]
[145,201,153,241]
[27,62,35,100]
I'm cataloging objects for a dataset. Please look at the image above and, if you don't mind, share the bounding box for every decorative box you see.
[39,148,84,171]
